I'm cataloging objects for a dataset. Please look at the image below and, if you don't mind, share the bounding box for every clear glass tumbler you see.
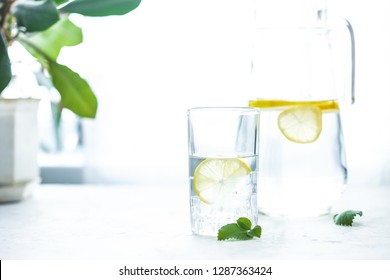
[188,107,260,236]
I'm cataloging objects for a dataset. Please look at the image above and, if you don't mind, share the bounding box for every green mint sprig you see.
[333,210,363,226]
[217,217,262,241]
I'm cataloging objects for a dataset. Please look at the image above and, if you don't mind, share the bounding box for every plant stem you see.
[0,0,16,44]
[0,0,15,30]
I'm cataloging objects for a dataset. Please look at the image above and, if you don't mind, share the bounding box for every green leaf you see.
[218,224,253,241]
[218,217,262,241]
[48,61,97,118]
[21,18,83,61]
[52,0,69,5]
[237,217,252,230]
[248,225,262,238]
[11,0,60,32]
[0,31,11,94]
[16,29,96,119]
[60,0,142,16]
[333,210,363,226]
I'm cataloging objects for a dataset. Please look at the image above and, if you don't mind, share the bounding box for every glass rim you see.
[187,107,260,115]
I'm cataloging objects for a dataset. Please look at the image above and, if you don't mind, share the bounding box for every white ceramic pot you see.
[0,98,40,202]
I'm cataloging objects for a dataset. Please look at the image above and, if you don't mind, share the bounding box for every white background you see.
[58,0,390,186]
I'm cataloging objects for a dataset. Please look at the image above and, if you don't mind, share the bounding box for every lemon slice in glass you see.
[193,158,251,204]
[277,105,322,144]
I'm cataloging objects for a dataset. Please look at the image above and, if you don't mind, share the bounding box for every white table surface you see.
[0,183,389,260]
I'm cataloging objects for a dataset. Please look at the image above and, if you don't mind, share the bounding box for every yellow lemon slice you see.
[249,99,339,112]
[193,158,251,204]
[277,105,322,144]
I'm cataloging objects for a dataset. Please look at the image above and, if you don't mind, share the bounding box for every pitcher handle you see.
[344,18,356,104]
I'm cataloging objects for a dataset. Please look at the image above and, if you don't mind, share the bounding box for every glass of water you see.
[188,107,260,236]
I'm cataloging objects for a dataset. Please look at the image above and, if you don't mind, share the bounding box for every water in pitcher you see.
[250,1,354,217]
[250,99,347,217]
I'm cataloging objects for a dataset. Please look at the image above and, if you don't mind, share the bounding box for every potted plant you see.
[0,0,141,202]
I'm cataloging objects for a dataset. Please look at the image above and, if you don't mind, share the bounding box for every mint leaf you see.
[248,225,262,238]
[237,217,252,230]
[333,210,363,226]
[218,224,252,241]
[217,218,262,241]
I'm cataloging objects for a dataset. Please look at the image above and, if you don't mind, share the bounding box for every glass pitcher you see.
[249,0,355,217]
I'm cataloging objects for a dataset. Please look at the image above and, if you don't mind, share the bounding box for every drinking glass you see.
[188,107,260,236]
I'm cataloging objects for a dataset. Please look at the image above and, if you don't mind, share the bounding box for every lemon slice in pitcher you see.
[277,105,322,144]
[193,158,251,204]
